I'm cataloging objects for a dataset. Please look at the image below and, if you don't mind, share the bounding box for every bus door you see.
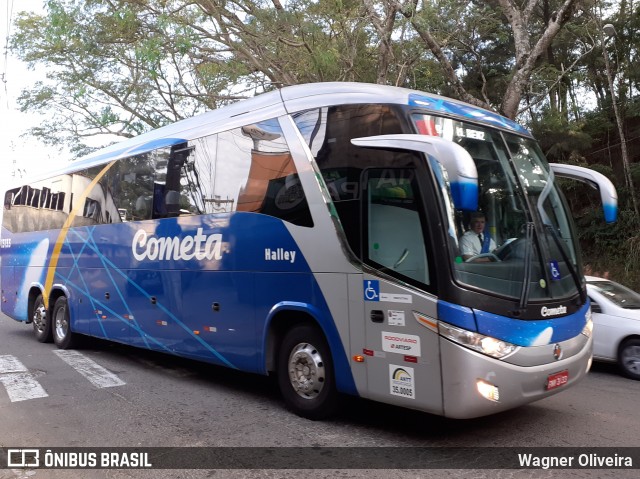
[348,135,476,414]
[356,166,443,414]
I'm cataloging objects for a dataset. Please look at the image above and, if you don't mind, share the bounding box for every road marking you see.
[53,350,125,388]
[0,355,49,402]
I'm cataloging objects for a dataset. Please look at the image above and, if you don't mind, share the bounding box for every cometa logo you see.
[540,305,567,317]
[132,228,223,261]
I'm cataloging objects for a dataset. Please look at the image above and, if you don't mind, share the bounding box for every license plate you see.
[546,370,569,390]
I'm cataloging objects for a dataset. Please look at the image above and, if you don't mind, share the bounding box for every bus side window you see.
[155,143,197,218]
[164,190,181,216]
[294,104,407,258]
[187,120,313,226]
[364,168,430,286]
[108,154,155,222]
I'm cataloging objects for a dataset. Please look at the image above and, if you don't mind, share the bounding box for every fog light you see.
[476,379,500,402]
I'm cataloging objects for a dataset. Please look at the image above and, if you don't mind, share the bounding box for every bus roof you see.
[16,82,532,184]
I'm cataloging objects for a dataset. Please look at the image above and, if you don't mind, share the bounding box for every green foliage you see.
[9,0,592,150]
[581,109,615,140]
[530,109,592,162]
[579,208,640,292]
[631,162,640,186]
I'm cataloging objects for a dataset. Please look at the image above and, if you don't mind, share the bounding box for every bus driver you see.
[460,212,496,261]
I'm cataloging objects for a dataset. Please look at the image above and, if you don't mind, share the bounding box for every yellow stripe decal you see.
[43,161,117,308]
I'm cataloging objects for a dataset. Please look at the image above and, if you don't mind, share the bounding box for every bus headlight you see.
[439,322,518,359]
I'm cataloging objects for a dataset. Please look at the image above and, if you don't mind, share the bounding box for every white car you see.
[586,276,640,380]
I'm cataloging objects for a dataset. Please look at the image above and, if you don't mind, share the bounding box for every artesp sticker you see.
[382,332,421,356]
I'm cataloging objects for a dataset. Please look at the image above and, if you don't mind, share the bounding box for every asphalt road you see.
[1,312,640,479]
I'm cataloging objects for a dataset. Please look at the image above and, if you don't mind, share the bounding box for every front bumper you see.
[439,332,592,419]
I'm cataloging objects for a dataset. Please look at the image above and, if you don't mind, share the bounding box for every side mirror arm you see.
[550,163,618,223]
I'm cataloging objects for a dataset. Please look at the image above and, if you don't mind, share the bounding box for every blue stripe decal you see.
[57,226,232,365]
[474,301,590,346]
[67,227,150,348]
[438,298,589,346]
[2,213,357,394]
[408,93,531,136]
[438,300,477,331]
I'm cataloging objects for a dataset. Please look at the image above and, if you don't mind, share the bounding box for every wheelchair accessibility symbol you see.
[549,260,561,281]
[364,280,380,301]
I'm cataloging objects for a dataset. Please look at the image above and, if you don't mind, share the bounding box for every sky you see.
[1,0,71,192]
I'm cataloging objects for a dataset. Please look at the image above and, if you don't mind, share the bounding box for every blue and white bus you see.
[1,82,617,419]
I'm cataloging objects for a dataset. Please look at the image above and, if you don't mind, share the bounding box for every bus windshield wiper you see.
[519,222,534,310]
[545,224,586,304]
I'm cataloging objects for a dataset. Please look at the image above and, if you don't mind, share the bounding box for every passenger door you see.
[357,166,443,415]
[347,135,476,415]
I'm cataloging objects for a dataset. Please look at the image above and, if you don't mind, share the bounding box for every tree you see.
[9,0,591,153]
[11,1,253,153]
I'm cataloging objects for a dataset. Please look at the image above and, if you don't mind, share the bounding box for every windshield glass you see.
[413,113,582,301]
[589,280,640,309]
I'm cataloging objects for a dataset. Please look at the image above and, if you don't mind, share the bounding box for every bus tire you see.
[32,294,52,343]
[277,324,338,420]
[52,296,77,349]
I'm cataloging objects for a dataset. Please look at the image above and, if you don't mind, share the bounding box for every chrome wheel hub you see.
[288,342,326,399]
[33,304,47,332]
[54,305,68,339]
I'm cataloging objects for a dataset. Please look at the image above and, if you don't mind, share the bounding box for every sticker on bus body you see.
[382,332,421,356]
[363,280,412,303]
[549,260,561,281]
[389,365,416,399]
[388,310,405,326]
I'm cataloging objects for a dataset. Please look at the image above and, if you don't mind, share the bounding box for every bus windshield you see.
[413,114,582,302]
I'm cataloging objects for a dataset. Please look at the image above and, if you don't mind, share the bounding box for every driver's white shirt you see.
[459,230,497,257]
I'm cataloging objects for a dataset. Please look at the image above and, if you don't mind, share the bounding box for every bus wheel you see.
[32,294,52,343]
[277,324,338,420]
[52,297,77,349]
[618,338,640,380]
